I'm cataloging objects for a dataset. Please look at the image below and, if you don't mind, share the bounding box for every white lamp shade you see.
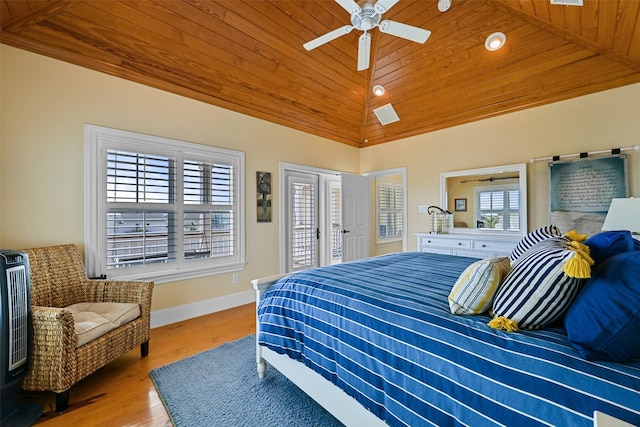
[602,198,640,233]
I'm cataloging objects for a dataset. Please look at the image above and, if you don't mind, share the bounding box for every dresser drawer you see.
[471,239,515,254]
[419,247,453,255]
[420,236,472,250]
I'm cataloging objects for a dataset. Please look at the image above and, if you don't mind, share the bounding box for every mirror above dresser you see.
[416,163,528,259]
[440,163,528,237]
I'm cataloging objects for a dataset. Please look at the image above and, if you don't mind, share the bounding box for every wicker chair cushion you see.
[66,302,141,347]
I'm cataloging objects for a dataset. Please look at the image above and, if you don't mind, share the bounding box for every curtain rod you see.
[529,145,639,163]
[460,175,518,183]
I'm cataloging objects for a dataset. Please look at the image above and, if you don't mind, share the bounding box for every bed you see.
[253,249,640,426]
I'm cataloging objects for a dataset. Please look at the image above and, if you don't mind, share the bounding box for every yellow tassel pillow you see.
[489,235,593,331]
[448,257,511,315]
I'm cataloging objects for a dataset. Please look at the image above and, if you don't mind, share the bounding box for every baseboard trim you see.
[150,289,255,328]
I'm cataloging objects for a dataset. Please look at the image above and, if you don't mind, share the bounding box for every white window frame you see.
[84,125,245,284]
[376,177,404,244]
[474,184,520,231]
[365,167,407,250]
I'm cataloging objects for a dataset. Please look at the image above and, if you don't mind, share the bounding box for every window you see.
[85,125,244,283]
[376,177,403,243]
[476,185,519,231]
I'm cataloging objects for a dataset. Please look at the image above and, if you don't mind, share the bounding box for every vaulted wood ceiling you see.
[2,0,640,148]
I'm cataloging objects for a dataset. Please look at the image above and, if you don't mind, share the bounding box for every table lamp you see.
[602,198,640,237]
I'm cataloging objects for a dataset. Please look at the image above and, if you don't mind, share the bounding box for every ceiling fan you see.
[303,0,437,71]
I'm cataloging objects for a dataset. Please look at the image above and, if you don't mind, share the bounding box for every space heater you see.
[0,249,41,427]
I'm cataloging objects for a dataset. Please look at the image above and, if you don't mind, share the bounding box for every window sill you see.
[103,262,246,284]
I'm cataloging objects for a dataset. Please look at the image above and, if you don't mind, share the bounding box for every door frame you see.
[283,170,320,273]
[279,162,341,274]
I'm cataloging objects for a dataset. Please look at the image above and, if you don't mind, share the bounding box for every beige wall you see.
[2,44,639,312]
[361,83,640,250]
[0,45,359,311]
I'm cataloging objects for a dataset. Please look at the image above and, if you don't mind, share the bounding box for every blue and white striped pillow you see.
[491,237,586,331]
[509,225,561,263]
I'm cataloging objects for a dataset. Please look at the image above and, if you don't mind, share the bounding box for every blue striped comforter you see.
[257,252,640,426]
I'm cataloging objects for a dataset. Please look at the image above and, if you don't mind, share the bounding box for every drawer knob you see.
[427,240,431,243]
[481,244,486,248]
[458,242,462,245]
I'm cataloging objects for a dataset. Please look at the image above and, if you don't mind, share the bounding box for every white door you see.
[341,173,370,262]
[284,171,319,272]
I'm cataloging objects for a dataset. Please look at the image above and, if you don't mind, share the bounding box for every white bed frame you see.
[252,275,627,427]
[252,275,385,427]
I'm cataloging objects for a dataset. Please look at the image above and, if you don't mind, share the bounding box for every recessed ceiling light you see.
[485,32,506,51]
[438,0,452,12]
[372,84,385,96]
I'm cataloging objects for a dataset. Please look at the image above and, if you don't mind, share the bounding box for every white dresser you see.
[415,232,521,259]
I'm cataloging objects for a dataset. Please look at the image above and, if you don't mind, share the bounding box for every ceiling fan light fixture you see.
[304,0,432,71]
[485,32,506,51]
[372,84,385,96]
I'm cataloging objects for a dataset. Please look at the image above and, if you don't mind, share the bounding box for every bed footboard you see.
[252,274,290,378]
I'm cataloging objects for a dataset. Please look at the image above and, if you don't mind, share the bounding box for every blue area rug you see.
[149,334,343,426]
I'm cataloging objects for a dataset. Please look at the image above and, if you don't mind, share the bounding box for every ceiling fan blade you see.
[374,0,400,14]
[378,20,431,44]
[303,25,354,51]
[335,0,361,15]
[357,32,371,71]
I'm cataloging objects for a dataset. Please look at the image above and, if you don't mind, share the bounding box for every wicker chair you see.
[21,244,154,413]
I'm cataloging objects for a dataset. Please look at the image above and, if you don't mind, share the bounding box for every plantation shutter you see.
[183,161,235,260]
[377,182,403,240]
[330,184,342,262]
[106,150,176,268]
[507,189,520,231]
[478,188,519,231]
[290,180,317,270]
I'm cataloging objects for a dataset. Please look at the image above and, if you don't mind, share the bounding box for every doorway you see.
[280,164,369,274]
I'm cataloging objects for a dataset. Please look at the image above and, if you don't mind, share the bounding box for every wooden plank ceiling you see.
[2,0,639,148]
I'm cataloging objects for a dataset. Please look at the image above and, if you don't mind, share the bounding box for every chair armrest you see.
[84,280,154,318]
[25,306,77,391]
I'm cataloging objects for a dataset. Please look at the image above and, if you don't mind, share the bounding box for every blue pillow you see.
[584,230,636,264]
[564,250,640,362]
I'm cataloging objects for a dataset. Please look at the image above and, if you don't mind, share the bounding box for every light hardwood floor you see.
[30,303,256,426]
